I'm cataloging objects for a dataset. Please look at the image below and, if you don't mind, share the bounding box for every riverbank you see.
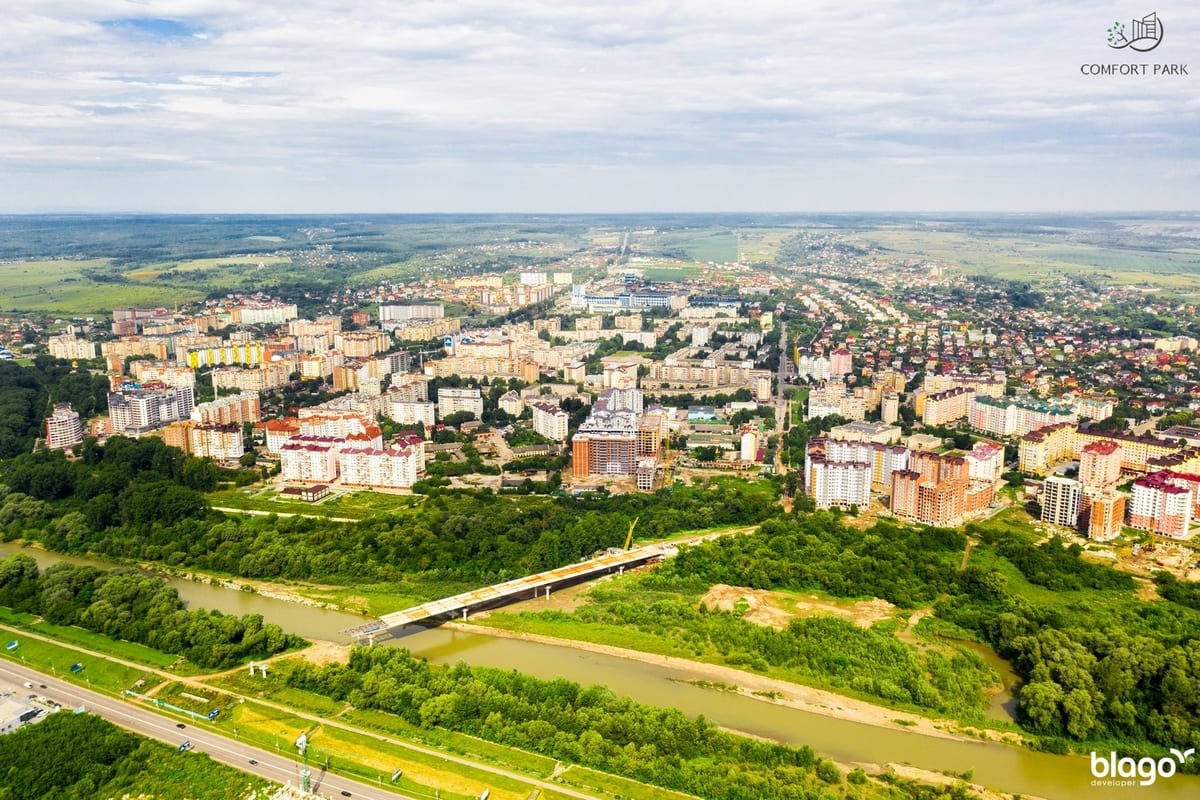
[449,620,1025,749]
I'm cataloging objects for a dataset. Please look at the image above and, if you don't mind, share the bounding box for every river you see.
[2,542,1196,800]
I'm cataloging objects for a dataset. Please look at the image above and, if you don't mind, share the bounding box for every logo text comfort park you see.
[1090,748,1195,787]
[1080,11,1189,76]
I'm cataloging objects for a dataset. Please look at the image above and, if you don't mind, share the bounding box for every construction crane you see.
[662,436,673,485]
[624,517,639,551]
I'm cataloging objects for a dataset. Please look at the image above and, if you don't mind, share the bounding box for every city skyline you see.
[3,1,1198,213]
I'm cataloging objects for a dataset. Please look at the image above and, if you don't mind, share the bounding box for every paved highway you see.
[0,660,417,800]
[0,620,602,800]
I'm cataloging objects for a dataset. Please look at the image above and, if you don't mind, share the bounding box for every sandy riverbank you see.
[446,620,1024,749]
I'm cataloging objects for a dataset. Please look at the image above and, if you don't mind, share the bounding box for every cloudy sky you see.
[2,1,1197,212]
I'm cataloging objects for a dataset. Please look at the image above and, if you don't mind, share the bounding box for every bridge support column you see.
[462,608,468,621]
[367,634,374,646]
[545,586,551,600]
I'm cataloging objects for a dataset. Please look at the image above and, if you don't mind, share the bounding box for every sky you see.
[2,1,1198,213]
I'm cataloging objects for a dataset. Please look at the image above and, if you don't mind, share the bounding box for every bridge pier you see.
[462,608,468,621]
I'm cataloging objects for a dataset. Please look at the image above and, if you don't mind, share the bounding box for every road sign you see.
[70,663,84,673]
[207,709,220,720]
[391,769,403,783]
[5,640,17,650]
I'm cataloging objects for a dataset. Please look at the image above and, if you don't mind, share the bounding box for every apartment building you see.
[45,403,83,450]
[47,334,96,360]
[387,400,436,427]
[437,387,484,420]
[107,385,195,434]
[922,387,974,425]
[1018,422,1078,476]
[532,402,569,442]
[968,395,1076,437]
[1079,440,1123,489]
[1128,472,1193,538]
[339,443,424,489]
[1041,476,1082,528]
[1082,488,1127,542]
[177,341,266,369]
[129,361,196,389]
[964,441,1005,485]
[807,457,871,509]
[211,361,294,393]
[191,392,261,426]
[279,439,339,483]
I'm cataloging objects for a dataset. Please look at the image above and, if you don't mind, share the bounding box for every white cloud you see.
[0,1,1197,211]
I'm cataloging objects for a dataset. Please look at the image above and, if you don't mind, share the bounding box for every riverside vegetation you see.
[0,438,781,601]
[281,646,980,800]
[0,554,303,669]
[485,509,1200,762]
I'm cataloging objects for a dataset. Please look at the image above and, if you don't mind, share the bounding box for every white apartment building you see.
[339,444,424,488]
[233,302,298,326]
[108,385,195,434]
[387,400,436,427]
[47,334,97,360]
[45,403,84,450]
[806,458,871,509]
[188,424,244,462]
[532,402,569,442]
[191,392,261,425]
[437,387,484,420]
[279,441,338,483]
[1041,475,1082,528]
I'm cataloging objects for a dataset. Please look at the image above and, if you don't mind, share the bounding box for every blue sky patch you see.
[100,18,205,40]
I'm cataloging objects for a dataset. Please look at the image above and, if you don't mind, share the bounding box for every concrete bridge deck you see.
[343,544,669,642]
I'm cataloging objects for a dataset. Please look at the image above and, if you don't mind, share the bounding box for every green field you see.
[207,485,421,520]
[0,259,206,315]
[0,623,165,694]
[860,228,1200,290]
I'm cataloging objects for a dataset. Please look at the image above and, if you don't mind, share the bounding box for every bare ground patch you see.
[700,584,896,629]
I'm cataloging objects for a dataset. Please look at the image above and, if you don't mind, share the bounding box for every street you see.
[0,660,418,800]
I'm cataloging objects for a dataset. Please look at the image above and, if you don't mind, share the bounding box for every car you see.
[341,792,352,797]
[176,723,186,729]
[38,684,46,689]
[249,759,258,766]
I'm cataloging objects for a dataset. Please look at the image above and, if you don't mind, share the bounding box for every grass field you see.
[213,668,693,800]
[639,262,707,281]
[861,229,1200,290]
[112,746,271,800]
[0,624,164,694]
[225,698,554,800]
[0,259,206,314]
[207,485,421,520]
[736,227,798,264]
[126,255,294,282]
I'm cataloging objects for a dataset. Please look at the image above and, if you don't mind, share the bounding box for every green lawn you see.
[0,630,163,694]
[0,259,207,314]
[207,485,420,520]
[862,229,1200,289]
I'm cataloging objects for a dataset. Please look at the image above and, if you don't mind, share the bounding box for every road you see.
[0,620,605,800]
[0,660,414,800]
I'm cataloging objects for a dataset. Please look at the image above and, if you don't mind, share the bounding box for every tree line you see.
[0,554,303,669]
[0,439,781,596]
[281,647,970,800]
[637,509,1200,756]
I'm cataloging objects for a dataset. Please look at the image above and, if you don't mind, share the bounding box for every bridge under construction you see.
[342,543,672,643]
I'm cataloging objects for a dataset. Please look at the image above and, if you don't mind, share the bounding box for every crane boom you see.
[624,517,639,550]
